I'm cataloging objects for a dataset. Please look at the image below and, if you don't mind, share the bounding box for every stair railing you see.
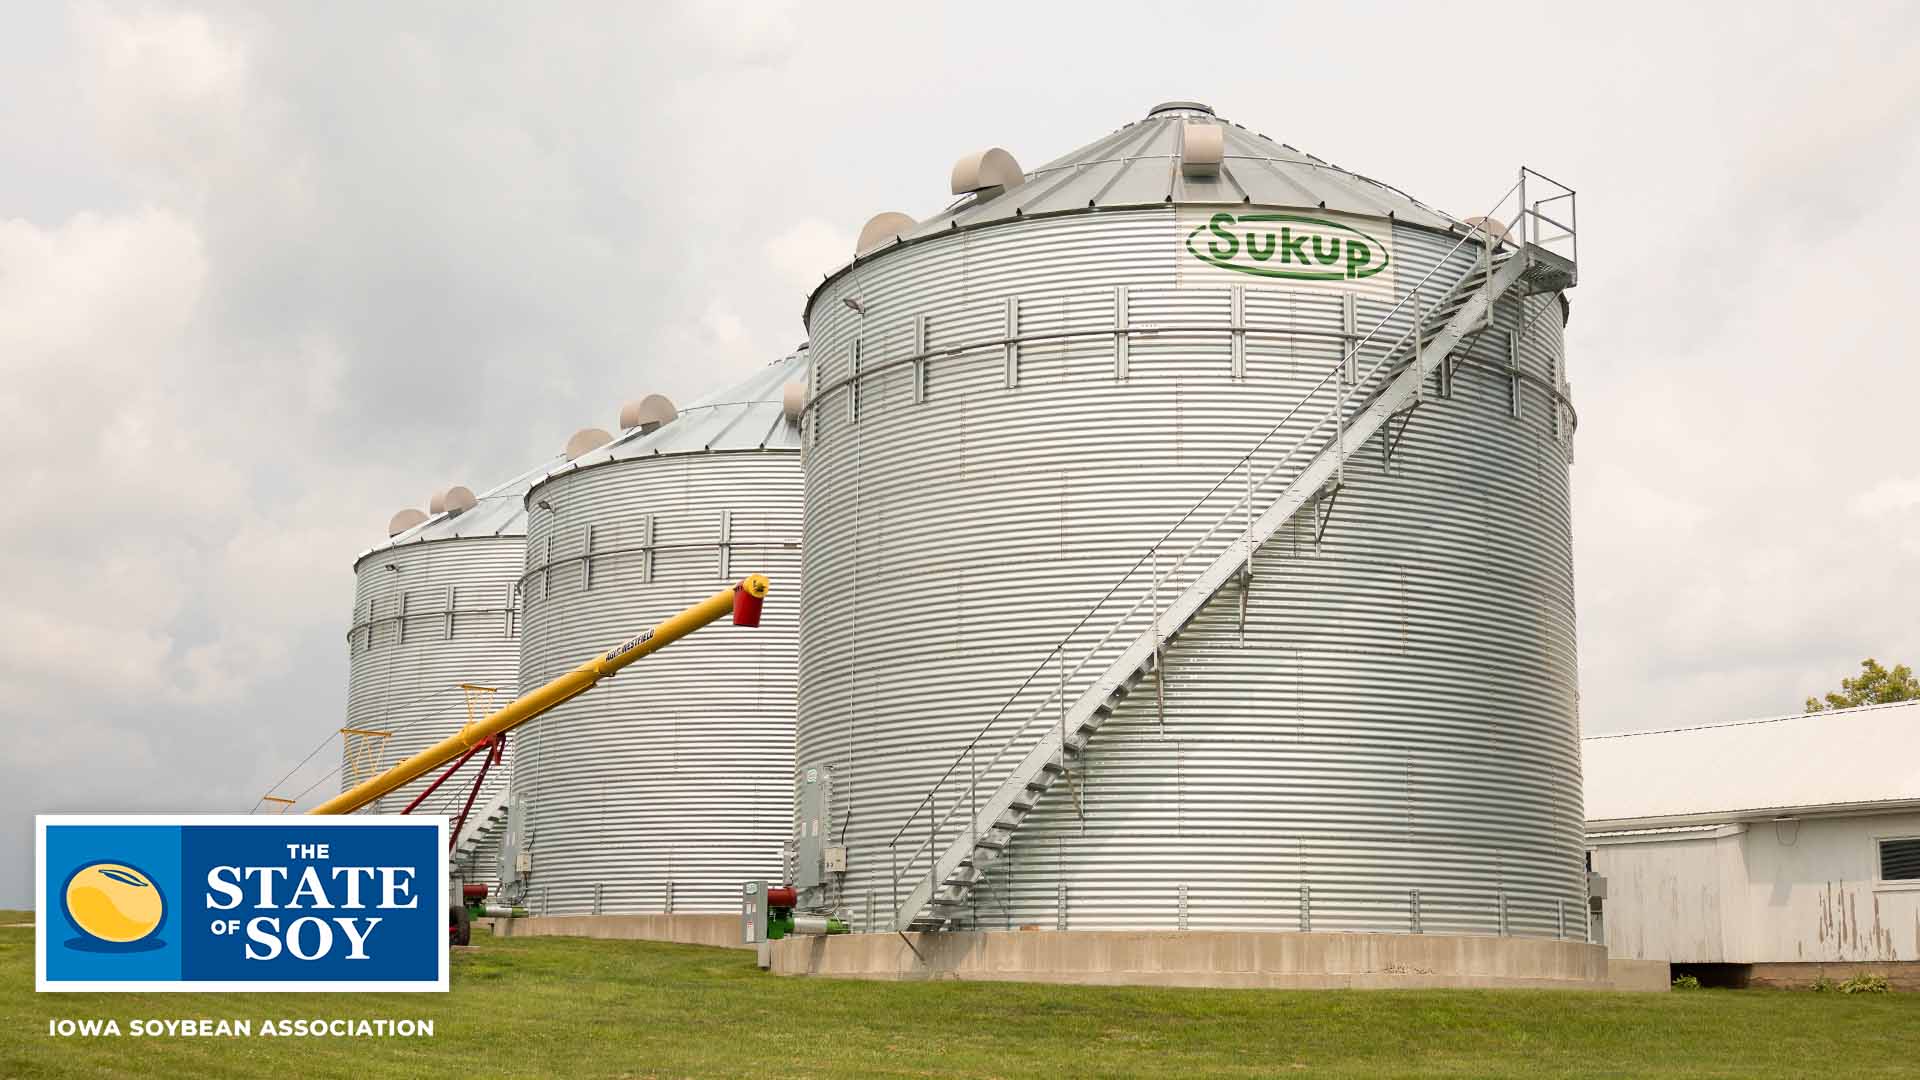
[887,173,1564,928]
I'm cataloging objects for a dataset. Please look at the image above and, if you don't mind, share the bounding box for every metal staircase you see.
[886,169,1577,933]
[453,787,510,879]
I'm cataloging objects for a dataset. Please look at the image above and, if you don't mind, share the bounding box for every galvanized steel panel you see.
[510,364,806,915]
[342,533,522,889]
[797,204,1583,939]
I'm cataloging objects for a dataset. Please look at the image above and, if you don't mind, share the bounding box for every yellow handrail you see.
[308,574,769,816]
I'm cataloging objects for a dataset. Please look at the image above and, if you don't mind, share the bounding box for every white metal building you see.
[1585,700,1920,986]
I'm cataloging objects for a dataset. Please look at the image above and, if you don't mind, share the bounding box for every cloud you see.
[1848,477,1920,519]
[765,217,847,291]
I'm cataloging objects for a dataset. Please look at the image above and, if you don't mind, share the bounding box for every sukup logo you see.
[37,815,448,992]
[1184,212,1390,282]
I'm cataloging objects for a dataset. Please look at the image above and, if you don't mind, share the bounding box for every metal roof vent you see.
[1463,216,1512,244]
[564,427,613,459]
[856,212,916,254]
[619,394,677,433]
[950,148,1025,197]
[782,381,807,424]
[1147,100,1214,118]
[442,485,477,515]
[428,489,448,514]
[387,508,427,537]
[1181,122,1223,177]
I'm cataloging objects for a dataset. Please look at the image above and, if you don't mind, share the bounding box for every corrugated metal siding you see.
[796,207,1583,938]
[342,535,521,890]
[512,451,803,914]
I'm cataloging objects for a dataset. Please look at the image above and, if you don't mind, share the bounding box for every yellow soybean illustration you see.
[65,863,164,943]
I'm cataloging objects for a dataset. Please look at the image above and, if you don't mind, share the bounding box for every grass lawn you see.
[3,915,1917,1079]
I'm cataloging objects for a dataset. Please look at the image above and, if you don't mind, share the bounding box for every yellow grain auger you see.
[305,575,769,944]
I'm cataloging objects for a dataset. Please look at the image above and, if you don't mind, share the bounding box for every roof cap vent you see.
[782,381,808,424]
[950,148,1025,197]
[428,489,448,514]
[619,394,677,433]
[1181,121,1223,177]
[1148,100,1214,118]
[564,427,614,459]
[1463,215,1512,244]
[387,508,427,537]
[856,212,917,254]
[442,485,476,515]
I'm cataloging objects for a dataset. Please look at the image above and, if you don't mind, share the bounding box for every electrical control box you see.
[794,765,830,889]
[823,845,847,873]
[741,879,768,944]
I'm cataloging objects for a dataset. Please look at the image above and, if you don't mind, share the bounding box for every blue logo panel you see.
[38,816,448,992]
[43,825,183,984]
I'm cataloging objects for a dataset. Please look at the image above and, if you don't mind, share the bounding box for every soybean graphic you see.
[64,862,165,943]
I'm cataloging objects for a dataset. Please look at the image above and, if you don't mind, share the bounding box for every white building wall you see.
[1736,812,1920,963]
[1591,811,1920,964]
[1590,830,1733,962]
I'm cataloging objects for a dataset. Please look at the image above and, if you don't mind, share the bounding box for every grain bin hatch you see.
[442,485,477,515]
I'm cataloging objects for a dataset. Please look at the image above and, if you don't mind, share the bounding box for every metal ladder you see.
[887,171,1577,933]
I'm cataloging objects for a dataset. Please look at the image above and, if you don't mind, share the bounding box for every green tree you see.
[1804,658,1920,712]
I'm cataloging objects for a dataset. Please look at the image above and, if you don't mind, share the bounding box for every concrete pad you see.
[771,930,1613,990]
[1606,958,1670,992]
[1749,961,1920,991]
[489,913,748,950]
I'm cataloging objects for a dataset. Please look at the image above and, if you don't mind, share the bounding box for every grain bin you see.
[504,347,809,915]
[345,459,559,886]
[794,102,1585,940]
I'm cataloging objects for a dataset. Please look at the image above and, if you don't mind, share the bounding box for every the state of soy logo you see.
[37,815,448,993]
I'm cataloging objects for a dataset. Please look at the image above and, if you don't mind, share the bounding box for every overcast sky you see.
[3,2,1917,906]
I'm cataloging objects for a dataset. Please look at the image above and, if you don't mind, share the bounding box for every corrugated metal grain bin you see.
[344,460,558,886]
[504,349,809,914]
[794,103,1585,938]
